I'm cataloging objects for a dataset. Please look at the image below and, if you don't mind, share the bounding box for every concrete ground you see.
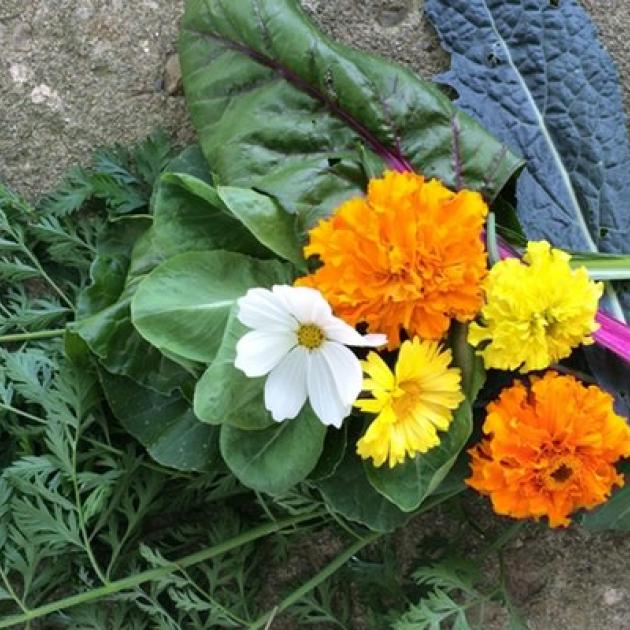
[2,0,630,627]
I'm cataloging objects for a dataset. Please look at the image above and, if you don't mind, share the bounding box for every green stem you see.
[571,255,630,281]
[250,531,381,630]
[0,329,66,344]
[0,567,28,615]
[70,423,108,585]
[0,402,46,424]
[479,521,525,560]
[109,214,153,223]
[486,213,501,266]
[0,511,325,628]
[178,566,250,627]
[19,246,74,311]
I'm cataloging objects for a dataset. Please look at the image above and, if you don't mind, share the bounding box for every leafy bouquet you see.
[3,0,630,626]
[129,0,630,529]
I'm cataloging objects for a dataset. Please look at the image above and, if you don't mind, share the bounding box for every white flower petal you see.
[319,341,363,405]
[272,285,332,324]
[361,333,388,346]
[307,350,351,428]
[264,347,309,422]
[237,288,296,332]
[235,330,296,377]
[323,317,387,348]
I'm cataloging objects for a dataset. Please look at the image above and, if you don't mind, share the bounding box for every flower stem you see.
[19,247,75,311]
[479,521,525,560]
[249,530,381,629]
[0,329,66,344]
[485,213,501,266]
[0,402,46,424]
[0,511,325,628]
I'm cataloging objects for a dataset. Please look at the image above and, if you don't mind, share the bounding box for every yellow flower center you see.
[391,382,422,420]
[297,324,325,350]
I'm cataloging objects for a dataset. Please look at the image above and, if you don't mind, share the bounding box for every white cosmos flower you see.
[235,285,386,428]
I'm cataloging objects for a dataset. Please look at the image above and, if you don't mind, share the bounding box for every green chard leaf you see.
[308,424,348,482]
[179,0,522,228]
[217,186,306,269]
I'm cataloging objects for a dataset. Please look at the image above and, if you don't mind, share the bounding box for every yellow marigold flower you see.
[297,171,488,349]
[468,241,603,372]
[467,372,630,527]
[355,338,464,468]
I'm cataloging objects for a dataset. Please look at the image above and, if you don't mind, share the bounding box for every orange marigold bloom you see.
[467,372,630,527]
[296,171,488,348]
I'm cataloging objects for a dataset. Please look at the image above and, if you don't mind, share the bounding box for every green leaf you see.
[217,186,305,269]
[77,254,128,317]
[580,462,630,531]
[71,220,192,394]
[180,0,522,227]
[309,425,347,482]
[220,408,326,494]
[364,402,473,512]
[38,131,173,218]
[193,313,273,430]
[131,250,293,364]
[317,447,408,533]
[132,129,177,188]
[72,281,192,395]
[153,170,273,260]
[252,156,367,231]
[449,322,486,403]
[100,368,219,472]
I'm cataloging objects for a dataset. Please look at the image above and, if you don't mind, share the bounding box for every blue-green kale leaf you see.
[426,0,630,320]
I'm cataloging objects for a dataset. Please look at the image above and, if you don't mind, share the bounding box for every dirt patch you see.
[0,0,193,199]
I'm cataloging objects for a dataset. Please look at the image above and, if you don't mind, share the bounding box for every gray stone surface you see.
[3,1,630,627]
[0,0,192,199]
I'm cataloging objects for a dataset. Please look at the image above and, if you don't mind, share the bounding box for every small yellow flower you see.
[355,338,464,468]
[469,241,603,372]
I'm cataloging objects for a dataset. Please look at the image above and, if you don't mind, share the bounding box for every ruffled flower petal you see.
[297,171,488,348]
[467,372,630,527]
[469,241,603,372]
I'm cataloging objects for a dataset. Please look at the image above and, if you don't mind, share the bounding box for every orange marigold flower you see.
[296,171,488,348]
[467,372,630,527]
